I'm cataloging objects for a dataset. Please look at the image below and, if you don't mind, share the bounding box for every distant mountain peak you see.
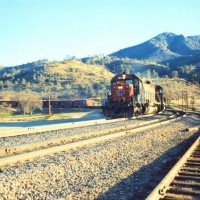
[157,32,177,37]
[110,32,200,62]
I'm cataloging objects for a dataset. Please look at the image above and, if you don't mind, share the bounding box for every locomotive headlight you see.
[118,86,123,89]
[122,74,126,79]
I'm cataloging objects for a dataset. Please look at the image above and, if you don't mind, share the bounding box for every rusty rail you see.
[147,136,200,200]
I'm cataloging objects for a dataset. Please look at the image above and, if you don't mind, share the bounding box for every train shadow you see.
[0,109,104,128]
[96,130,200,200]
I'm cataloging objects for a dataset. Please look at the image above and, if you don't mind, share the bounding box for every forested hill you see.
[82,53,200,83]
[0,59,114,99]
[0,32,199,98]
[110,32,200,62]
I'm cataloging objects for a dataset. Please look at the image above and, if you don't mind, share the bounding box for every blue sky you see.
[0,0,199,66]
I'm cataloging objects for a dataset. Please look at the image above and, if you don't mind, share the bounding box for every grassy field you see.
[0,107,95,122]
[0,109,49,121]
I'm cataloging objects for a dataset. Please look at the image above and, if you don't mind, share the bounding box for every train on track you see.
[42,99,95,108]
[102,73,165,118]
[0,99,95,109]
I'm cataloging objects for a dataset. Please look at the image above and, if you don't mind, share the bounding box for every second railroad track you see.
[0,111,185,168]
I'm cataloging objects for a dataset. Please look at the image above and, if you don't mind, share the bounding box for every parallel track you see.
[0,111,185,168]
[0,110,175,139]
[147,134,200,200]
[0,113,157,138]
[0,111,179,156]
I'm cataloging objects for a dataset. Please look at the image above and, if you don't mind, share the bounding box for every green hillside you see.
[0,32,199,102]
[82,56,168,78]
[0,59,114,100]
[82,54,200,84]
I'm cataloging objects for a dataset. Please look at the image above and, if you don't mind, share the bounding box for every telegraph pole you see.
[182,91,183,112]
[48,88,52,116]
[182,91,188,112]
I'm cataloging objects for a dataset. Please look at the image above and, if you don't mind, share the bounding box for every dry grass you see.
[154,78,199,98]
[47,60,114,84]
[154,78,200,111]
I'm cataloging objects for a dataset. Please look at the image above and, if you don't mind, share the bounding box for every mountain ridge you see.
[0,32,199,93]
[110,32,200,62]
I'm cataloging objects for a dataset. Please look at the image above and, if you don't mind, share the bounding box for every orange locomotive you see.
[102,73,165,118]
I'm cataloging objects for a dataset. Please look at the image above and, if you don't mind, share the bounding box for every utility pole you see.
[182,91,188,112]
[182,91,183,112]
[48,88,52,116]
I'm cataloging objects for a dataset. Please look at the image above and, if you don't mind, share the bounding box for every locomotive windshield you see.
[125,80,133,85]
[112,79,135,86]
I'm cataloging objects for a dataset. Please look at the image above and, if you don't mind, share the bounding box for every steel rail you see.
[0,111,181,157]
[0,113,161,138]
[0,112,185,168]
[0,117,127,138]
[146,136,200,200]
[0,110,177,138]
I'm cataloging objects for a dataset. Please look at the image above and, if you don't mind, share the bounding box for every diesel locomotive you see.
[102,73,165,118]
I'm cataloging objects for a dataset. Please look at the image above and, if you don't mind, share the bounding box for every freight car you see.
[0,99,95,109]
[102,73,165,118]
[42,99,94,108]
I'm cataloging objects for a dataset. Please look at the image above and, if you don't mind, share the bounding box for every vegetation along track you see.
[0,110,184,168]
[147,135,200,200]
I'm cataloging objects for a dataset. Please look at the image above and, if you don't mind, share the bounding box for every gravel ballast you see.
[0,114,199,200]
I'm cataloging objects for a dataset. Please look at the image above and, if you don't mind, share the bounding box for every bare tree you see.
[16,90,42,115]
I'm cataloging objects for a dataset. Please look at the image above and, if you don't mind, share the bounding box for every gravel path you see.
[0,114,199,200]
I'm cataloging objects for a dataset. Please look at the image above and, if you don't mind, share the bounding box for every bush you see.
[15,90,42,115]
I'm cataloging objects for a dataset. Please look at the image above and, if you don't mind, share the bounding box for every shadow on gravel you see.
[96,130,200,200]
[0,109,104,128]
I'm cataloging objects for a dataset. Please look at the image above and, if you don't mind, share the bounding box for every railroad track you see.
[147,135,200,200]
[0,113,156,138]
[0,110,185,168]
[0,110,175,139]
[0,111,177,152]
